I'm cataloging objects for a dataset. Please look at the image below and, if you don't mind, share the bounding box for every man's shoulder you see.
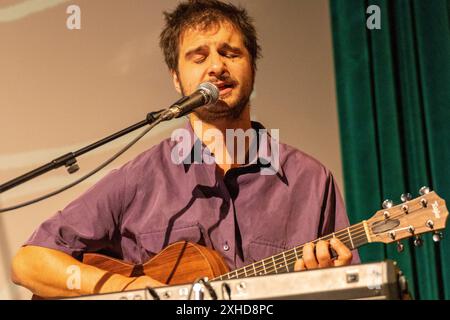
[279,142,331,179]
[118,135,176,173]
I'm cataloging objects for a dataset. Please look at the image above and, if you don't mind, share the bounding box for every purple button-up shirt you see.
[26,121,359,270]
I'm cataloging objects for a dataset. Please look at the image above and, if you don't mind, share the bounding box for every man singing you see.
[12,0,359,298]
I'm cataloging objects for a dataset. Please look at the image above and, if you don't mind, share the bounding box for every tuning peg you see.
[419,186,431,196]
[414,236,423,247]
[397,241,405,253]
[400,193,412,203]
[433,232,443,243]
[382,199,394,209]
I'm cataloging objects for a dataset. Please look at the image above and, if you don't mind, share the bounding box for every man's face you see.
[173,21,254,122]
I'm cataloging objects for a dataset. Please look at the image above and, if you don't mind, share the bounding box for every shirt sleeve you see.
[24,167,130,260]
[319,171,361,265]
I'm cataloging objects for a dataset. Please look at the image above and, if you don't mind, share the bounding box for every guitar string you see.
[247,235,366,278]
[238,232,368,278]
[215,224,368,280]
[216,201,432,280]
[222,209,419,280]
[217,224,369,279]
[250,236,367,278]
[216,232,369,280]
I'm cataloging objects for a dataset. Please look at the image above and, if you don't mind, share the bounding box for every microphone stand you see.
[0,110,165,194]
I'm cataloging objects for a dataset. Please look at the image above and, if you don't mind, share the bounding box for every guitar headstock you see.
[367,187,448,248]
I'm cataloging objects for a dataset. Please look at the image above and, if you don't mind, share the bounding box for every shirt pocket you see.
[138,224,202,258]
[247,239,287,263]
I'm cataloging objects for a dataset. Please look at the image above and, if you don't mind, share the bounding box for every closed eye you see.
[219,43,243,59]
[225,53,240,59]
[193,55,207,64]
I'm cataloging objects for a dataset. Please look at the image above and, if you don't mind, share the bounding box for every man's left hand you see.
[294,238,353,271]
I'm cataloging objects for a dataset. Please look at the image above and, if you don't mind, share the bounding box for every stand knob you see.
[67,163,80,174]
[65,158,79,174]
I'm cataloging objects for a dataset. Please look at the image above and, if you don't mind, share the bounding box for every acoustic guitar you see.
[34,189,448,298]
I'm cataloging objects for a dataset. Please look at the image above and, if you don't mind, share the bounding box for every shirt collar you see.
[178,120,280,175]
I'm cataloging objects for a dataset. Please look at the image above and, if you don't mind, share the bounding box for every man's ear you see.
[172,70,182,95]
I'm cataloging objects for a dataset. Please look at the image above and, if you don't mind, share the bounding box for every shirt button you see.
[223,243,230,251]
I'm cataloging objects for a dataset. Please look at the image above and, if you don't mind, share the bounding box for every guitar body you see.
[83,241,230,285]
[32,241,229,299]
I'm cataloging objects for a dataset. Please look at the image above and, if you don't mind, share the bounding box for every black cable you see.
[221,282,232,300]
[0,117,164,213]
[199,278,218,300]
[145,286,161,300]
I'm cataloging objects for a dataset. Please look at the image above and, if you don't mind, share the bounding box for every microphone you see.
[160,82,220,121]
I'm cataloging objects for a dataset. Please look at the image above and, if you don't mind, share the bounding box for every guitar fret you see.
[282,251,289,272]
[272,257,278,274]
[256,262,264,276]
[227,270,238,279]
[363,220,372,243]
[261,259,266,275]
[294,247,299,260]
[252,263,257,277]
[347,228,355,249]
[243,266,248,277]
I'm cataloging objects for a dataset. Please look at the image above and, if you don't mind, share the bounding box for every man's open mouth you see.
[215,82,235,96]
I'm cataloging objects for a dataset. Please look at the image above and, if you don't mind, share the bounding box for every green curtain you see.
[330,0,450,299]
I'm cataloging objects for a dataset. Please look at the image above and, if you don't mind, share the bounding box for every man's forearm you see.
[11,246,133,298]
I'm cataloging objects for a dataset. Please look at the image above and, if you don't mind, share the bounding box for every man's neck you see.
[189,107,252,175]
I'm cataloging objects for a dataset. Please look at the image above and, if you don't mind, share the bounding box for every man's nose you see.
[207,53,228,78]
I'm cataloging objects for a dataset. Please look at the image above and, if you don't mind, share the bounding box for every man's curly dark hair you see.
[159,0,262,73]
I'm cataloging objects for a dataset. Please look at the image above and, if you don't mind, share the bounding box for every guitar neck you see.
[214,221,370,281]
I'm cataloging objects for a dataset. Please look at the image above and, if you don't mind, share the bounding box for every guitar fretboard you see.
[213,222,369,281]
